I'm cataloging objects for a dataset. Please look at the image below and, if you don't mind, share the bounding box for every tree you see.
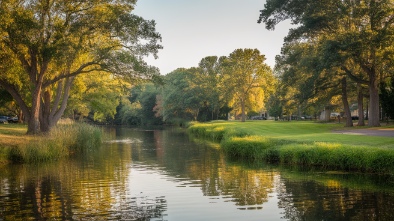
[161,68,204,123]
[195,56,224,121]
[223,49,274,122]
[0,88,22,120]
[65,71,127,122]
[274,38,361,126]
[258,0,394,127]
[0,0,162,134]
[122,83,162,125]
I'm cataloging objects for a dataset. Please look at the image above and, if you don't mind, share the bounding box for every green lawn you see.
[0,124,30,148]
[188,120,394,174]
[191,120,394,148]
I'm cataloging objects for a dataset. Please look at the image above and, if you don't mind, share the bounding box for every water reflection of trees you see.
[150,129,279,207]
[185,156,278,206]
[277,177,394,221]
[0,141,167,220]
[152,129,394,218]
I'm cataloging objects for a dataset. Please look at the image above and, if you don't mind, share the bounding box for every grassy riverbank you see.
[188,121,394,174]
[0,121,102,164]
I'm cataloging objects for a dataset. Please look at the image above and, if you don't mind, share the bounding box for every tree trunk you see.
[368,71,380,127]
[341,77,353,127]
[241,100,246,122]
[0,80,31,125]
[40,78,74,132]
[27,84,42,134]
[18,110,23,123]
[40,90,52,133]
[357,84,365,126]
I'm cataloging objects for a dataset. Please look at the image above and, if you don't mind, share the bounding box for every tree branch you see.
[341,66,369,85]
[0,80,31,120]
[43,61,103,87]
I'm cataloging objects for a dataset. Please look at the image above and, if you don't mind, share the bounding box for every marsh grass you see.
[188,121,394,174]
[1,121,103,164]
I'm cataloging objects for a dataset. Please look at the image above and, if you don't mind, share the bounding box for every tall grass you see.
[7,122,103,163]
[188,121,394,174]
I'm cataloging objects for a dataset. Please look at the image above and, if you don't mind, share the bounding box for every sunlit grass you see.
[188,120,394,174]
[0,121,103,164]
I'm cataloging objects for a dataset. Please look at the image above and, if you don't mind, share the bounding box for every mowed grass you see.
[188,120,394,174]
[0,124,30,147]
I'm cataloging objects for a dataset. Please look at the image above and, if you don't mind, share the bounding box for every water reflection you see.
[277,173,394,220]
[0,127,394,220]
[0,138,166,220]
[124,128,278,207]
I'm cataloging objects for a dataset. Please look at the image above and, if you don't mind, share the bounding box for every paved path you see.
[333,128,394,137]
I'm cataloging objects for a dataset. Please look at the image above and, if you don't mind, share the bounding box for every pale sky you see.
[133,0,292,75]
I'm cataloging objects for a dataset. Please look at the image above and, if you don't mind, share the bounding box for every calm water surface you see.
[1,127,394,220]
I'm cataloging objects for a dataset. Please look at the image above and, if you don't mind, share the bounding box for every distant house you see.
[319,110,339,121]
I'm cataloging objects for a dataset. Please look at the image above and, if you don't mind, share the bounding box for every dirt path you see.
[333,128,394,137]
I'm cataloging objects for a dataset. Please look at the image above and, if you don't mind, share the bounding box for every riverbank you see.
[0,121,102,164]
[187,121,394,174]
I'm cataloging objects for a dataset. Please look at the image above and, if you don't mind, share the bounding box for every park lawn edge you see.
[187,121,394,174]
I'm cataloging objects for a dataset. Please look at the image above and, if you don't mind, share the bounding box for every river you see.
[0,127,393,220]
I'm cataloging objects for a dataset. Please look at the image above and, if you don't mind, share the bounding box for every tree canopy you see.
[0,0,162,134]
[224,49,275,122]
[259,0,394,126]
[152,49,274,124]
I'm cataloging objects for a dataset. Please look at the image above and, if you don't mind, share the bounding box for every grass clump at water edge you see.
[6,122,103,164]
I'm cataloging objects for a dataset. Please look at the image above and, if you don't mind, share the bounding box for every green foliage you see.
[66,72,125,122]
[118,98,143,125]
[266,94,282,118]
[224,49,275,121]
[118,83,162,125]
[155,50,275,124]
[161,69,202,122]
[259,0,394,127]
[188,121,394,174]
[0,0,162,134]
[195,56,229,121]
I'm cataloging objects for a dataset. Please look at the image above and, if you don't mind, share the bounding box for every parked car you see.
[8,116,18,123]
[0,116,9,124]
[251,116,267,120]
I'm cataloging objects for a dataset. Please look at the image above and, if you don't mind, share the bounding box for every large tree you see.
[259,0,394,127]
[196,56,224,121]
[0,0,161,134]
[161,68,204,122]
[224,49,274,122]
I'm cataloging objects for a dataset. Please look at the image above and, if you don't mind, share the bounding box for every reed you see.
[188,121,394,174]
[2,122,103,164]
